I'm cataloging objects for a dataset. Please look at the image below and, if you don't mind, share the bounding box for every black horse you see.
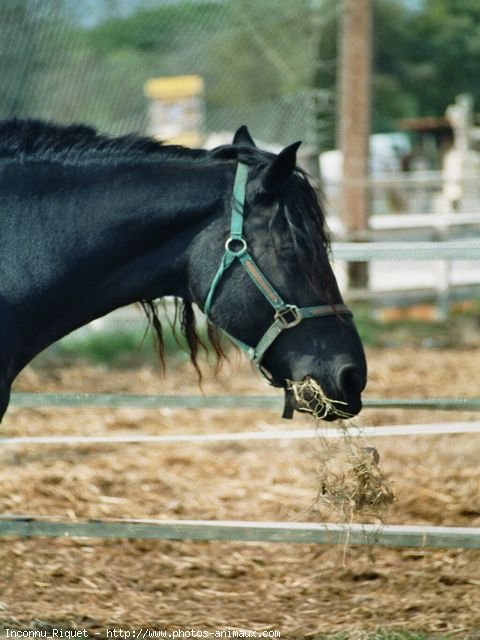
[0,119,366,421]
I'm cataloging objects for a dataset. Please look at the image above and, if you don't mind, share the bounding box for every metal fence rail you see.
[9,392,480,411]
[370,212,480,231]
[0,516,478,549]
[332,239,480,261]
[1,421,480,447]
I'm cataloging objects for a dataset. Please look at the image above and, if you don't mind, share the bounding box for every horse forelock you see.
[278,169,335,301]
[280,167,331,255]
[236,149,332,298]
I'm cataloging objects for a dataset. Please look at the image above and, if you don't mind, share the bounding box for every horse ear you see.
[262,141,301,193]
[232,125,256,147]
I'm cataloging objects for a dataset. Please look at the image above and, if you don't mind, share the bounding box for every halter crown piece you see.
[204,162,352,380]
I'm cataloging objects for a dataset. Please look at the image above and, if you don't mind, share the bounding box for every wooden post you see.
[337,0,372,289]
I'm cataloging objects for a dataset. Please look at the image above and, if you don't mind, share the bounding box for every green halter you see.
[204,162,352,378]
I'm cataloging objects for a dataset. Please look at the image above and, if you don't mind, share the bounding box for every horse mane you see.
[0,118,206,165]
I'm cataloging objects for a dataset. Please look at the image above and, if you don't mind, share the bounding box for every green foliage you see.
[55,328,159,367]
[315,0,480,136]
[82,0,317,141]
[87,3,227,56]
[43,315,230,369]
[52,321,208,368]
[374,0,480,128]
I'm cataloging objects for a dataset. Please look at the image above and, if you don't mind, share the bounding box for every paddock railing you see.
[1,419,480,445]
[8,392,480,412]
[1,517,479,550]
[332,239,480,261]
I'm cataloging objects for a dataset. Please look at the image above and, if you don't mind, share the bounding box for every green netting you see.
[0,0,337,146]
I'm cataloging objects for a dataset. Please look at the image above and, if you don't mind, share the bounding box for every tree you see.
[376,0,480,127]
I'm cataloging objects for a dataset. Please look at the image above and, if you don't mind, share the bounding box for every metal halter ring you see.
[274,304,302,328]
[225,236,247,256]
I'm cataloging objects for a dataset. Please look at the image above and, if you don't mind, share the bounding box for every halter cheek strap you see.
[203,162,352,378]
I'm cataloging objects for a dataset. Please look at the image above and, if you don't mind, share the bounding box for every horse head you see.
[188,127,367,420]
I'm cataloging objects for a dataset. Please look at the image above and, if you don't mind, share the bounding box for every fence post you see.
[337,0,372,290]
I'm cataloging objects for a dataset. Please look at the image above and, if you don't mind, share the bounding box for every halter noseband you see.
[203,162,352,380]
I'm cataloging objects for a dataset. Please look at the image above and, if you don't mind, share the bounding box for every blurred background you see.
[1,0,324,143]
[3,1,480,213]
[2,1,480,160]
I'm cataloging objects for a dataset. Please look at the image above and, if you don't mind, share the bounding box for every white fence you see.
[332,235,480,314]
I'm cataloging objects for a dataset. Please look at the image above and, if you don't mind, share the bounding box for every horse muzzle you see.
[279,354,366,420]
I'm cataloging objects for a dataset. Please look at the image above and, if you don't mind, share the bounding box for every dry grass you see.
[0,347,479,636]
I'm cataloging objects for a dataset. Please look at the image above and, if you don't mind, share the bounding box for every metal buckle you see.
[225,236,247,256]
[274,304,302,328]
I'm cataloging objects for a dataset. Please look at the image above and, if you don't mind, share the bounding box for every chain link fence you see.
[0,0,337,147]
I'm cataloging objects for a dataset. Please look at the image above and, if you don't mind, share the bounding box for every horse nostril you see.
[337,364,364,398]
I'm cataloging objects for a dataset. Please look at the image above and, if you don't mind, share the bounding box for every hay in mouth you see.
[286,377,353,420]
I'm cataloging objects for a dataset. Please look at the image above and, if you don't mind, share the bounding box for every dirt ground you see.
[0,346,479,638]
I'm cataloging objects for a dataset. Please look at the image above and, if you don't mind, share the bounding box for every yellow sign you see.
[144,75,204,100]
[144,75,205,147]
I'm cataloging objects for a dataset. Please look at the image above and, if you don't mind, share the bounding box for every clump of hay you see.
[286,377,353,420]
[287,377,395,522]
[313,434,395,522]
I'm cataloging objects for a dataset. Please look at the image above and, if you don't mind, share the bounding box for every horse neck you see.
[1,158,230,377]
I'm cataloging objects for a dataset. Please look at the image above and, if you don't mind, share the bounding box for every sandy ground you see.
[0,346,479,638]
